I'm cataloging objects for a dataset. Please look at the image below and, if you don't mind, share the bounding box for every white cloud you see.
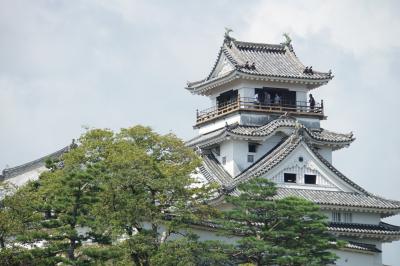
[244,0,400,56]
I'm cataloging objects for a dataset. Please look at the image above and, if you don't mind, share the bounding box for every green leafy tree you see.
[220,178,339,266]
[92,126,220,265]
[1,126,222,265]
[149,235,233,266]
[0,129,117,265]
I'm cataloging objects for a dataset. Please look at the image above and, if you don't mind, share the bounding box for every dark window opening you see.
[217,90,238,108]
[247,155,254,163]
[222,156,226,165]
[284,173,296,183]
[248,143,257,153]
[304,174,317,184]
[255,87,296,106]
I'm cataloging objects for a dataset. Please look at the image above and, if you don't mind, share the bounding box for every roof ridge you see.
[232,39,285,50]
[231,134,301,187]
[304,141,370,195]
[2,145,70,180]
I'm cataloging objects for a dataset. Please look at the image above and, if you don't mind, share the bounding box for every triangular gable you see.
[209,52,235,80]
[259,142,365,194]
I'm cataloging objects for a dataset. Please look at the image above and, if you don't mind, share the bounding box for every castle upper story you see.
[186,31,333,134]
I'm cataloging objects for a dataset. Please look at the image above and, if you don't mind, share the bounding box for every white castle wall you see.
[3,165,45,187]
[219,135,282,177]
[322,211,381,225]
[334,249,382,266]
[317,146,333,163]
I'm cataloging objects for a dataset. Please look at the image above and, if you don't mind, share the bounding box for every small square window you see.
[247,154,254,163]
[222,156,226,165]
[248,143,257,153]
[304,174,317,184]
[284,173,296,183]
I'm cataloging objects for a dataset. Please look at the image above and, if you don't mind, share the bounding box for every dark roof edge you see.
[304,141,370,195]
[1,146,70,180]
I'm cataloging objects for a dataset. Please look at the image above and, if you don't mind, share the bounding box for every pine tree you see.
[220,178,339,266]
[92,126,220,265]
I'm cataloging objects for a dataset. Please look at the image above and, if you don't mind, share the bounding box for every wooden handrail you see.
[196,97,324,124]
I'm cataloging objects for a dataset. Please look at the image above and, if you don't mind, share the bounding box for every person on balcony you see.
[309,93,316,111]
[265,92,271,105]
[274,94,281,105]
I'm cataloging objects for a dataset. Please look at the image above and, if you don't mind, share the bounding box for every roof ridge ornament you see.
[282,32,292,46]
[224,27,235,48]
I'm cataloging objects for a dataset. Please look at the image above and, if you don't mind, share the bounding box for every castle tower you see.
[185,31,400,266]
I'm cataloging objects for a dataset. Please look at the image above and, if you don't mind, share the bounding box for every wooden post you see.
[321,100,324,114]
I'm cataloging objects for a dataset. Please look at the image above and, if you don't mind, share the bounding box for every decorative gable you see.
[259,142,361,193]
[271,164,335,188]
[211,54,235,79]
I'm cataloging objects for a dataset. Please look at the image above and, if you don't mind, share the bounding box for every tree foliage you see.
[0,126,222,265]
[220,178,339,266]
[0,126,339,266]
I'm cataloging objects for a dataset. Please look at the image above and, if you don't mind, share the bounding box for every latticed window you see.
[343,212,353,223]
[332,212,341,222]
[332,212,352,223]
[248,143,257,153]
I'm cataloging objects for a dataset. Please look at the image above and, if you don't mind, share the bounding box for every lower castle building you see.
[1,32,400,265]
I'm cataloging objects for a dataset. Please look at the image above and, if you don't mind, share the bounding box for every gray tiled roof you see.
[231,134,301,186]
[191,219,400,241]
[329,222,400,236]
[345,241,381,253]
[186,118,354,148]
[1,146,70,180]
[187,38,332,90]
[199,153,233,186]
[197,133,400,212]
[273,188,400,210]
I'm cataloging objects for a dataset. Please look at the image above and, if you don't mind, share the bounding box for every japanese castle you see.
[184,32,400,266]
[1,31,400,266]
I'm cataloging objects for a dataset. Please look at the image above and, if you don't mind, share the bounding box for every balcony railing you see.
[196,96,324,125]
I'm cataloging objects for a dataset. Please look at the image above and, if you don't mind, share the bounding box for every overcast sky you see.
[1,0,399,264]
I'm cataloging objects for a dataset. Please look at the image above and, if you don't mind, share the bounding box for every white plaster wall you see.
[5,165,46,187]
[296,91,307,104]
[297,117,320,128]
[231,140,248,176]
[257,134,282,157]
[219,135,283,177]
[323,211,381,225]
[352,212,381,225]
[272,164,336,188]
[219,140,235,176]
[190,227,240,244]
[198,114,241,135]
[262,143,358,193]
[334,249,381,266]
[209,95,217,106]
[188,226,383,266]
[238,87,255,99]
[318,146,333,163]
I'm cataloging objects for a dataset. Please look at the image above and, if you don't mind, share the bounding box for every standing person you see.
[309,93,316,111]
[274,93,281,105]
[265,92,271,105]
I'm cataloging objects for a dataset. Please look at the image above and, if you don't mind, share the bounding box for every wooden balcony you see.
[196,97,324,125]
